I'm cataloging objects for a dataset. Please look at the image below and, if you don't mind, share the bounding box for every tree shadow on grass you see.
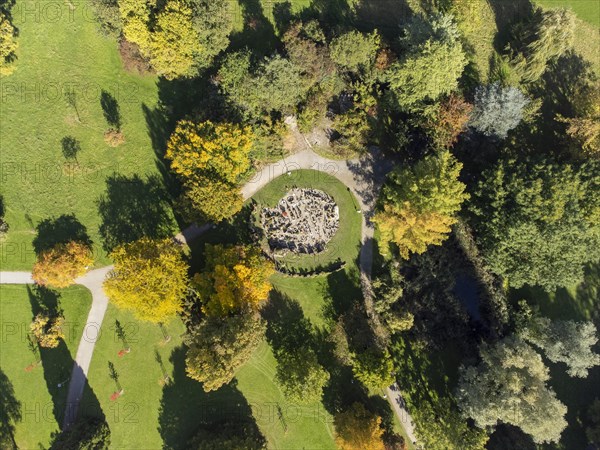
[26,286,72,428]
[487,0,534,53]
[228,0,278,57]
[32,214,92,256]
[0,368,21,449]
[261,290,315,355]
[100,90,121,131]
[97,174,176,252]
[158,346,263,450]
[61,136,81,162]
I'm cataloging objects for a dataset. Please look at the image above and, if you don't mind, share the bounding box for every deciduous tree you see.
[386,15,466,109]
[275,348,329,403]
[165,120,253,222]
[558,79,600,156]
[470,158,600,291]
[119,0,230,79]
[104,238,188,323]
[352,348,395,389]
[510,8,575,84]
[219,52,307,117]
[49,416,110,450]
[334,403,385,450]
[522,317,600,378]
[32,241,93,288]
[330,30,381,73]
[426,94,472,148]
[30,313,65,348]
[373,151,469,258]
[193,244,274,317]
[457,336,568,444]
[185,312,266,391]
[0,11,18,76]
[166,120,253,183]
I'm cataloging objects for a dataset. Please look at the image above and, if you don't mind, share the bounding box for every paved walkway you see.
[0,148,417,442]
[386,384,419,447]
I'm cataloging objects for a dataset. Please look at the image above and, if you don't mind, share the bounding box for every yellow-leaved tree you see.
[30,313,65,348]
[166,120,254,222]
[119,0,231,79]
[193,244,274,317]
[32,241,93,288]
[0,10,18,76]
[103,237,188,323]
[334,402,385,450]
[373,151,469,258]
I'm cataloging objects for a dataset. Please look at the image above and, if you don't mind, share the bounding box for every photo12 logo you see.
[1,80,139,105]
[11,1,100,24]
[0,161,120,184]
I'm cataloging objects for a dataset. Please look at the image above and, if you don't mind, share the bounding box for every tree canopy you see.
[103,238,189,323]
[330,30,381,73]
[469,84,529,138]
[165,120,254,222]
[457,336,568,444]
[522,317,600,378]
[119,0,230,79]
[334,403,385,450]
[32,241,93,288]
[193,244,274,317]
[275,348,330,403]
[185,312,266,391]
[0,11,18,76]
[471,158,600,291]
[386,15,466,109]
[374,151,469,258]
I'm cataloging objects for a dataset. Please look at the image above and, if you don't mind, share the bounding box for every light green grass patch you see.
[0,0,175,270]
[82,305,185,449]
[0,284,92,449]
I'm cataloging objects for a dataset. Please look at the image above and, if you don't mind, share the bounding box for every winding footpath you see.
[0,147,417,445]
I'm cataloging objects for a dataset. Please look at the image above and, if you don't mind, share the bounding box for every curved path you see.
[0,148,417,444]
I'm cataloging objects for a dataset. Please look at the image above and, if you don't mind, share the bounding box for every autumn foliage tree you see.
[30,313,65,348]
[558,79,600,156]
[32,241,93,288]
[104,237,188,323]
[334,403,385,450]
[373,151,469,258]
[119,0,230,79]
[166,120,254,222]
[193,244,274,317]
[0,10,18,76]
[426,94,472,148]
[185,312,266,391]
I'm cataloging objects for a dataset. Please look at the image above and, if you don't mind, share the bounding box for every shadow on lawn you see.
[229,0,278,56]
[0,368,21,449]
[32,214,92,255]
[97,174,176,252]
[26,286,103,430]
[158,346,263,450]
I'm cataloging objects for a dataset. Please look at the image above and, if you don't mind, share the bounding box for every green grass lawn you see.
[535,0,600,73]
[83,303,338,449]
[0,284,92,449]
[250,169,363,272]
[0,0,177,271]
[82,305,185,449]
[536,0,600,26]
